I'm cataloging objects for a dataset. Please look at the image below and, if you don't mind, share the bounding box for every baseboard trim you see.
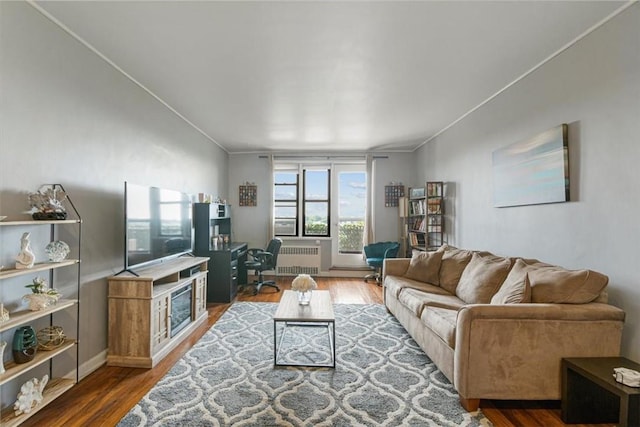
[80,349,107,380]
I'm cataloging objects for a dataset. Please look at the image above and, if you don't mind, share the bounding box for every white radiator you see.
[277,246,321,276]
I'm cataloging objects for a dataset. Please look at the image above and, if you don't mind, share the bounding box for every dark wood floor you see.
[23,277,613,427]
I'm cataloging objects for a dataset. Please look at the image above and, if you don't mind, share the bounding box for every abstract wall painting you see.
[493,124,569,208]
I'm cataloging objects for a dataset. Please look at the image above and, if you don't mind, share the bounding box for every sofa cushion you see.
[490,258,534,304]
[439,245,474,294]
[404,250,443,285]
[398,287,465,317]
[529,265,609,304]
[491,273,532,304]
[385,275,409,298]
[420,306,458,348]
[456,253,513,304]
[385,275,450,299]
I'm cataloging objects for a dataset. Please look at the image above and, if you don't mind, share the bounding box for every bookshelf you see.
[426,182,444,250]
[407,186,427,251]
[406,182,446,252]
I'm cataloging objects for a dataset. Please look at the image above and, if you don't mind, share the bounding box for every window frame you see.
[302,168,331,237]
[273,170,299,237]
[273,164,332,238]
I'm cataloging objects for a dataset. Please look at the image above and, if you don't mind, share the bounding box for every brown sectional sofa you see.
[383,245,625,411]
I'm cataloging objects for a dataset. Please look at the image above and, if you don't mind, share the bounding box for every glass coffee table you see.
[273,290,335,368]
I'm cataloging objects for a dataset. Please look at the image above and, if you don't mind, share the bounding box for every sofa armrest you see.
[383,258,410,280]
[454,303,625,401]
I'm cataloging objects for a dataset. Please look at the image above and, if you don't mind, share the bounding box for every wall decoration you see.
[239,183,257,207]
[384,183,405,207]
[493,124,569,207]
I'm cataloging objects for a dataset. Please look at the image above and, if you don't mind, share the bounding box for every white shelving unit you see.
[0,185,81,426]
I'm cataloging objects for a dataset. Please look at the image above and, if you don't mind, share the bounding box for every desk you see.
[206,242,247,303]
[562,357,640,427]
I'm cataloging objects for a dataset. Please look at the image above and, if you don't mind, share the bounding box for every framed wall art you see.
[384,184,405,207]
[239,184,257,207]
[493,124,569,208]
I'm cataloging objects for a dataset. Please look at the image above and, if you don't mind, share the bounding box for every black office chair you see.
[244,238,282,295]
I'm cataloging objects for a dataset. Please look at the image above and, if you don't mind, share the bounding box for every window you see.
[273,166,331,237]
[274,171,298,236]
[303,169,330,236]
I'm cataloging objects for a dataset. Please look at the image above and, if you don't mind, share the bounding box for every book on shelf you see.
[427,199,442,215]
[427,216,442,225]
[410,217,426,232]
[409,232,426,247]
[410,200,425,215]
[427,182,443,197]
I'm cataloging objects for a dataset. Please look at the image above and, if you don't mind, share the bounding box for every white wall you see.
[0,2,228,378]
[228,152,416,269]
[415,4,640,361]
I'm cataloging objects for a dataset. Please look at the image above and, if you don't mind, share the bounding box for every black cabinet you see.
[205,243,247,303]
[193,203,247,303]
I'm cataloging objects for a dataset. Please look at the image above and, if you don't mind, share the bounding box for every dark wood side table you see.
[562,357,640,426]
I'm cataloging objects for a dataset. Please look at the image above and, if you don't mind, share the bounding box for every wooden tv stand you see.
[107,256,209,368]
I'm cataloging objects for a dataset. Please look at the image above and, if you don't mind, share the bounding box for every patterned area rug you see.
[119,303,491,426]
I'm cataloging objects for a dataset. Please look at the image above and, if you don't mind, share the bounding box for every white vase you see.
[297,290,312,306]
[0,341,6,374]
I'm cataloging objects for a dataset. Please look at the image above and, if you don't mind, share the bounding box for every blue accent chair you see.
[364,241,400,283]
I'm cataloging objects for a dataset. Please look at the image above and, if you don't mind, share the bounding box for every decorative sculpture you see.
[13,375,49,416]
[13,325,38,364]
[45,240,70,262]
[0,340,7,374]
[23,277,61,311]
[15,232,35,269]
[0,303,9,324]
[28,184,67,220]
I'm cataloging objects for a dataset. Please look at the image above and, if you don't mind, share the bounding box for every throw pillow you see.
[490,258,536,304]
[404,250,444,285]
[456,252,513,304]
[529,266,609,304]
[491,272,532,304]
[438,246,473,294]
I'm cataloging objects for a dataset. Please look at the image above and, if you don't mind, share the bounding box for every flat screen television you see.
[124,182,193,271]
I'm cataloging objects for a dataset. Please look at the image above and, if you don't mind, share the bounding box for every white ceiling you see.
[33,1,626,154]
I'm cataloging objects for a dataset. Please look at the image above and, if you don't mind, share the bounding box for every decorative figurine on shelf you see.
[23,277,61,311]
[37,326,66,351]
[28,184,67,220]
[13,374,48,416]
[45,240,70,262]
[12,325,38,364]
[0,340,7,374]
[15,232,35,269]
[0,302,9,324]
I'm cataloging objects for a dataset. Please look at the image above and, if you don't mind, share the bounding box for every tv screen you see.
[125,182,193,270]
